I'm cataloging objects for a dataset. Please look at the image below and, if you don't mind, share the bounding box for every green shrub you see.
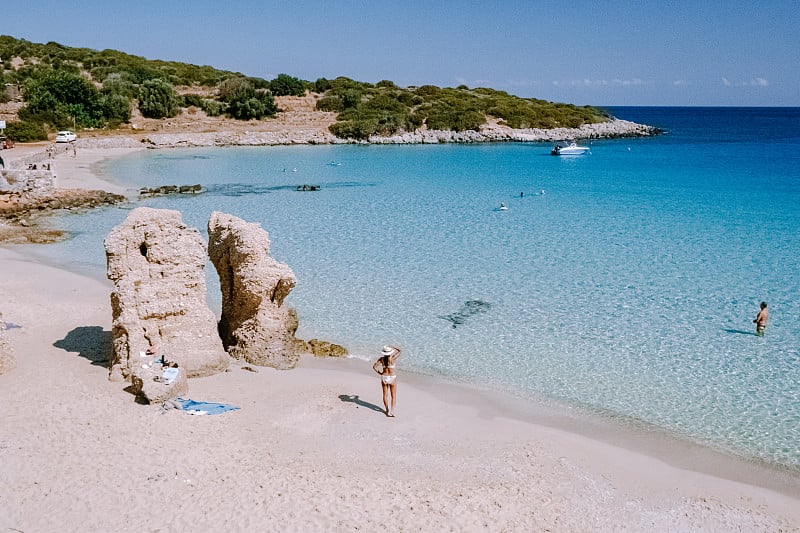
[100,92,131,124]
[216,77,276,119]
[217,77,252,103]
[19,69,105,128]
[101,74,137,98]
[227,96,265,120]
[269,73,306,97]
[4,120,48,142]
[340,89,362,109]
[200,99,224,117]
[314,78,331,93]
[180,93,205,107]
[316,95,343,112]
[137,79,179,119]
[330,119,377,140]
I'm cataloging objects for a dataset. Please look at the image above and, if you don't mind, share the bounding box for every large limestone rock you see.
[208,211,304,369]
[105,207,229,382]
[0,314,15,375]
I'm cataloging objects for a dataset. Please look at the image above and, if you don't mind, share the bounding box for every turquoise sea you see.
[39,107,800,470]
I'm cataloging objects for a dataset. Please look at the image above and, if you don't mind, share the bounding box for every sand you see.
[1,143,799,532]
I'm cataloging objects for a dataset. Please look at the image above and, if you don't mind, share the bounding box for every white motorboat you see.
[551,142,590,156]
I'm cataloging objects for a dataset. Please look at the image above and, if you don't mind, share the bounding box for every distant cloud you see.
[611,78,644,86]
[552,78,645,88]
[504,79,543,88]
[722,77,769,87]
[455,77,492,88]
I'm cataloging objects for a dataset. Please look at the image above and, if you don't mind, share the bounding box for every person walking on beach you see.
[373,345,401,417]
[753,301,768,336]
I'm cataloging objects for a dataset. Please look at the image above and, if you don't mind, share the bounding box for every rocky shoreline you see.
[69,117,658,150]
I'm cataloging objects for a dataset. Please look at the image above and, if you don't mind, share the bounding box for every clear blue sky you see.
[4,0,798,106]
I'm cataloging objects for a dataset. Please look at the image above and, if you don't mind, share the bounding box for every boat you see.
[551,141,590,156]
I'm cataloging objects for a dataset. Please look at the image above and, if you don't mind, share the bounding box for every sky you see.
[4,0,799,106]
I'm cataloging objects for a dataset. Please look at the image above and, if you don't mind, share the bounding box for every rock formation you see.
[131,359,189,404]
[305,339,348,358]
[105,207,229,384]
[208,211,305,369]
[0,313,15,375]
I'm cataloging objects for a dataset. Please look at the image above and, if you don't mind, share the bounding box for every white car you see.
[55,131,77,143]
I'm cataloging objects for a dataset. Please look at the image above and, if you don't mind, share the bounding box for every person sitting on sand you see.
[372,345,401,417]
[753,301,768,336]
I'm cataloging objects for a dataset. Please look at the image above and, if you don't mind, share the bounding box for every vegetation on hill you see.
[0,35,611,142]
[315,77,610,139]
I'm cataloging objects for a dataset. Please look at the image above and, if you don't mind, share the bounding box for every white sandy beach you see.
[1,143,799,532]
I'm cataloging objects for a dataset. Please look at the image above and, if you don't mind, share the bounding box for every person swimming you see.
[500,203,508,211]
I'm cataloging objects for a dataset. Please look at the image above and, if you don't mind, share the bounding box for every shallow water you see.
[41,107,800,468]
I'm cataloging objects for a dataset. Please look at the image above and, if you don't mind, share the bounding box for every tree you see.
[269,73,306,97]
[137,79,179,119]
[218,77,276,120]
[100,93,131,125]
[19,70,104,128]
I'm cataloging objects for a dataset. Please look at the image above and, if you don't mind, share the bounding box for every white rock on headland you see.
[71,118,656,150]
[369,119,658,144]
[207,211,304,369]
[104,207,229,382]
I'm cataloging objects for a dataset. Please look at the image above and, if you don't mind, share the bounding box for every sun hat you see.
[382,345,394,355]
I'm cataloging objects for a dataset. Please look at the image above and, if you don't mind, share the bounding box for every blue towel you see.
[175,398,240,415]
[162,367,179,385]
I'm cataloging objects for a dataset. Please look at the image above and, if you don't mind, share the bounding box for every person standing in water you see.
[753,301,768,336]
[373,345,402,417]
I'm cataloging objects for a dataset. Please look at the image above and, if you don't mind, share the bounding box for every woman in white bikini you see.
[373,345,401,417]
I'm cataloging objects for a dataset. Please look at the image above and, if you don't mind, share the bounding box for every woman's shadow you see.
[338,394,385,413]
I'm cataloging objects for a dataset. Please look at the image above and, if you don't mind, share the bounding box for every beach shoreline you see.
[1,140,799,531]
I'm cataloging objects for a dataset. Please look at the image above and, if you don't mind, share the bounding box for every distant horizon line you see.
[599,104,800,109]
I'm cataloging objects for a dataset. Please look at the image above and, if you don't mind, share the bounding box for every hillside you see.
[0,35,615,142]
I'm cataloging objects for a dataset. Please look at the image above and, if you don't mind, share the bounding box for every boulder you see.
[130,359,189,404]
[207,211,304,369]
[305,338,348,358]
[105,207,228,382]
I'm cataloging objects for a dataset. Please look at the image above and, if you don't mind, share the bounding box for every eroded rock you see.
[208,211,304,369]
[105,207,228,383]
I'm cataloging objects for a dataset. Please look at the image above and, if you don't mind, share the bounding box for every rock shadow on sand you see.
[53,326,113,366]
[338,394,385,413]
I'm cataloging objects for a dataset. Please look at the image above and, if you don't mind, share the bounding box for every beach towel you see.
[174,398,240,416]
[162,367,179,385]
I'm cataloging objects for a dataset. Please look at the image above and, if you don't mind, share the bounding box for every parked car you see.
[55,131,77,143]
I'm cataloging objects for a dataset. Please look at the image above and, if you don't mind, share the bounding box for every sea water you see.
[40,107,800,469]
